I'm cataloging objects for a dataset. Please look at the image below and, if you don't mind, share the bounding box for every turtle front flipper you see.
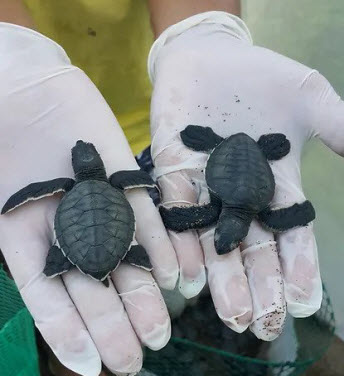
[109,170,156,190]
[2,178,75,214]
[181,125,224,152]
[257,133,291,161]
[43,245,73,277]
[258,200,315,232]
[160,200,221,232]
[125,244,153,271]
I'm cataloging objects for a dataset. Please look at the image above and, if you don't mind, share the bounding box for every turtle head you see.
[72,140,106,181]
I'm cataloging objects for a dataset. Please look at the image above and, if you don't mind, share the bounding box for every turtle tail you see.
[214,208,253,254]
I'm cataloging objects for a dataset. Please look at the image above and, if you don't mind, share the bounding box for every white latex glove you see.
[148,12,344,340]
[0,24,179,376]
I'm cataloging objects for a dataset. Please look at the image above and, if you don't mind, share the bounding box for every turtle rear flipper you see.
[181,125,224,152]
[2,178,75,214]
[258,200,315,232]
[257,133,291,161]
[109,170,156,190]
[125,244,153,271]
[43,245,73,277]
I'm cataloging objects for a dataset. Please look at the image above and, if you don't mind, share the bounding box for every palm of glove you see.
[0,25,179,376]
[150,23,344,340]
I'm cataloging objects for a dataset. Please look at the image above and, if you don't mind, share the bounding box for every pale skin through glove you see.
[148,11,344,340]
[0,23,179,376]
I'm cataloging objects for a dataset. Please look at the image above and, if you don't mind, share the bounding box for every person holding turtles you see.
[1,1,344,375]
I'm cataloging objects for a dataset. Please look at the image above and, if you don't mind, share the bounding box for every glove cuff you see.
[0,22,71,75]
[147,11,252,84]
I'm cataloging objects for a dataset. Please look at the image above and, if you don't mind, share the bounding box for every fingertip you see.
[17,271,103,376]
[113,264,171,352]
[278,226,323,319]
[283,257,323,318]
[249,310,286,341]
[114,372,140,376]
[53,335,102,376]
[178,265,206,299]
[218,310,252,333]
[143,318,171,351]
[203,242,253,333]
[286,281,323,318]
[168,230,206,299]
[107,354,143,376]
[287,302,322,318]
[154,266,179,291]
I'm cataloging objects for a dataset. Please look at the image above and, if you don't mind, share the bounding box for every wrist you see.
[0,22,72,90]
[147,11,252,84]
[148,0,241,38]
[0,0,34,29]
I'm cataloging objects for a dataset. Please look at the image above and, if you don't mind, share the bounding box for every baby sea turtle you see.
[2,141,156,286]
[160,125,315,254]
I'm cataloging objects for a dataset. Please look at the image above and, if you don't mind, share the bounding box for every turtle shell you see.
[55,180,135,278]
[205,133,275,212]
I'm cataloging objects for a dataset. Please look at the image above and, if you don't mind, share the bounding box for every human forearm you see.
[0,0,34,28]
[147,0,240,37]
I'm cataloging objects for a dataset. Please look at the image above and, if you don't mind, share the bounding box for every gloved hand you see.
[0,23,179,376]
[148,11,344,340]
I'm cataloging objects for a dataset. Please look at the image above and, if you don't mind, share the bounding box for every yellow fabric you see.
[24,0,154,155]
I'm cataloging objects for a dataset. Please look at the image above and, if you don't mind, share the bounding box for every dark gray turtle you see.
[2,140,156,286]
[160,125,315,254]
